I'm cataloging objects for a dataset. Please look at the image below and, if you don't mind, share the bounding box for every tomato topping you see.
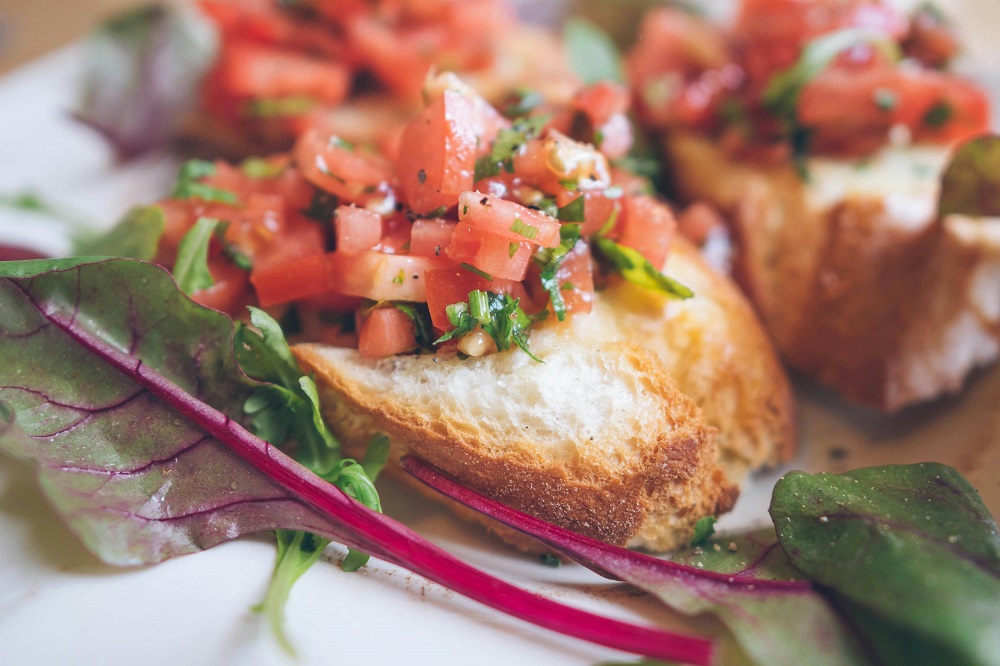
[445,223,534,281]
[358,307,418,358]
[250,252,332,308]
[328,251,451,302]
[335,205,383,252]
[617,195,677,270]
[457,192,561,248]
[397,90,478,214]
[410,218,457,257]
[294,128,395,205]
[216,41,350,104]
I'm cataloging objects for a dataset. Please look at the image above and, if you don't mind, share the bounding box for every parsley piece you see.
[593,236,694,299]
[392,302,436,352]
[246,96,316,118]
[923,101,954,128]
[460,262,493,281]
[473,115,549,181]
[302,190,339,224]
[510,217,539,240]
[690,516,717,547]
[556,196,586,222]
[172,217,219,294]
[537,224,583,321]
[435,290,542,361]
[171,159,239,204]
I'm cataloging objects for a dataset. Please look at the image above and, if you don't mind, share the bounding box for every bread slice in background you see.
[294,236,794,551]
[666,133,1000,410]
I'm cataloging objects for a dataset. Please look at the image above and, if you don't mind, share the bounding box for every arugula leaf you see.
[593,237,694,299]
[172,217,218,295]
[771,464,1000,665]
[73,205,165,260]
[537,225,583,321]
[171,160,239,204]
[563,18,625,85]
[938,134,1000,217]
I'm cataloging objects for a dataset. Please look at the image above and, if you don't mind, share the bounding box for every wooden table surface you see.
[0,0,149,74]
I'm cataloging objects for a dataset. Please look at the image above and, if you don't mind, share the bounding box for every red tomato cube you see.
[335,205,383,252]
[358,307,417,358]
[457,192,561,248]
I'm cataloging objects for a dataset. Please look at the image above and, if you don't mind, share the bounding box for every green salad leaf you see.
[537,224,583,321]
[771,463,1000,665]
[73,205,166,260]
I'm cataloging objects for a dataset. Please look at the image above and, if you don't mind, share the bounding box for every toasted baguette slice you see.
[293,237,793,551]
[666,133,1000,410]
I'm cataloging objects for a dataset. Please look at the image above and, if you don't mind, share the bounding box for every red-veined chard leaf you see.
[74,4,217,158]
[401,456,868,666]
[0,257,713,665]
[771,464,1000,666]
[938,134,1000,217]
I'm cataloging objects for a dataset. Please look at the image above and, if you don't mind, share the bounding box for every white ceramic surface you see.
[0,7,998,665]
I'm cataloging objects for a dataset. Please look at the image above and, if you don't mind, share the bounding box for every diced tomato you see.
[328,250,451,302]
[252,221,326,272]
[617,195,676,269]
[345,17,439,102]
[216,41,350,104]
[375,214,413,254]
[358,307,417,358]
[250,252,333,307]
[575,82,630,128]
[445,223,534,281]
[457,192,561,248]
[335,205,383,252]
[582,192,622,237]
[192,259,251,314]
[294,128,396,205]
[397,90,478,214]
[410,218,456,257]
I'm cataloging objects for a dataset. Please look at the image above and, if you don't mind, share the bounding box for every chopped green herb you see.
[328,135,354,150]
[510,217,539,240]
[593,128,605,148]
[508,242,519,258]
[246,96,316,118]
[392,302,436,352]
[536,224,582,321]
[874,88,898,112]
[540,553,562,568]
[392,269,406,285]
[460,262,493,281]
[556,196,586,223]
[690,516,717,547]
[435,290,541,361]
[923,101,954,128]
[561,282,575,291]
[240,157,286,179]
[302,190,340,223]
[593,236,694,300]
[502,88,543,119]
[173,217,219,295]
[474,114,549,181]
[171,160,239,204]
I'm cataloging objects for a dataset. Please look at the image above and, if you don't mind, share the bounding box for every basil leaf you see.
[771,464,1000,666]
[939,134,1000,217]
[172,160,239,204]
[73,205,165,260]
[563,17,624,84]
[172,217,218,295]
[593,237,693,299]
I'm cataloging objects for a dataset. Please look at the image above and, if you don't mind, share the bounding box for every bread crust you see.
[294,339,736,553]
[665,133,1000,410]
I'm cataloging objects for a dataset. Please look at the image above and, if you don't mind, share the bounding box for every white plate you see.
[1,11,999,666]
